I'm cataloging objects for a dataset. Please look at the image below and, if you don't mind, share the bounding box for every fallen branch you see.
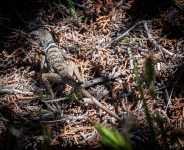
[144,21,184,58]
[81,70,128,88]
[105,20,142,48]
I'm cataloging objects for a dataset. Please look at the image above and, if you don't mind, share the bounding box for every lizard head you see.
[30,29,53,47]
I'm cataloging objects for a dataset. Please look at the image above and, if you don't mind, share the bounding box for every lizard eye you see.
[31,34,38,40]
[30,35,42,45]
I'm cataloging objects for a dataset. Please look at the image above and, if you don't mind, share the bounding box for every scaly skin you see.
[31,28,121,121]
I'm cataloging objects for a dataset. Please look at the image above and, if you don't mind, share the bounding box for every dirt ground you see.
[0,0,184,149]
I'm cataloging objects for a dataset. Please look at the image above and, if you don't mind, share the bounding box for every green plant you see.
[66,88,83,108]
[145,56,156,98]
[42,127,51,150]
[133,57,156,146]
[95,56,169,150]
[95,124,132,150]
[133,56,169,149]
[153,113,169,150]
[67,0,77,18]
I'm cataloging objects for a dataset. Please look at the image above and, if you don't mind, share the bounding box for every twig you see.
[83,89,109,104]
[45,97,68,102]
[165,75,181,112]
[105,20,142,48]
[96,89,109,100]
[127,47,134,69]
[72,1,88,10]
[173,0,184,11]
[176,40,184,51]
[81,71,128,88]
[0,84,34,95]
[117,0,125,6]
[0,85,15,94]
[144,21,184,58]
[41,115,87,123]
[13,89,34,96]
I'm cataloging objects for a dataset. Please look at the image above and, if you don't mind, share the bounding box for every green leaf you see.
[145,56,155,84]
[42,127,51,150]
[95,124,132,150]
[77,16,84,21]
[149,83,156,98]
[0,117,10,122]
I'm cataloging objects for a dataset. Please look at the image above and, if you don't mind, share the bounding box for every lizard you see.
[30,28,121,121]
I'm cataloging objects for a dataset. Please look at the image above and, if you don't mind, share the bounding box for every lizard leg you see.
[69,61,85,83]
[61,52,85,83]
[40,55,45,72]
[42,73,62,99]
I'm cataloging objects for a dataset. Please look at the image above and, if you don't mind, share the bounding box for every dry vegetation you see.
[0,0,184,149]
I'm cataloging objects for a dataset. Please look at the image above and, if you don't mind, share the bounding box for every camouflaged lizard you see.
[30,28,121,121]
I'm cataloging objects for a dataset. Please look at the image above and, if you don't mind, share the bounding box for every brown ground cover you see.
[0,0,184,149]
